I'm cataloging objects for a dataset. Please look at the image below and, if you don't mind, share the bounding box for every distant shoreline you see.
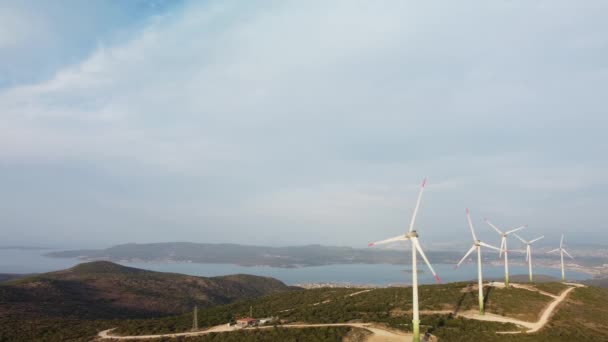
[45,254,600,277]
[41,242,606,281]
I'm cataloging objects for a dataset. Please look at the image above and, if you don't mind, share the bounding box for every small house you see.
[236,318,258,327]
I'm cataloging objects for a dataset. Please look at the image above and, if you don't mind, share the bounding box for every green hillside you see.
[0,261,294,320]
[113,282,608,342]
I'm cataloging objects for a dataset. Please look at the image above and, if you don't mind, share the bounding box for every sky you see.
[1,1,607,249]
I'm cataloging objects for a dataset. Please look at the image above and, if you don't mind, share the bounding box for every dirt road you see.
[98,322,412,341]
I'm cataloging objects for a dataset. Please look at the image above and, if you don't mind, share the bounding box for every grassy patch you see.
[451,285,551,321]
[532,282,570,296]
[0,318,116,342]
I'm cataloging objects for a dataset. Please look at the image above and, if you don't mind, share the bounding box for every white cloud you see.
[0,1,607,246]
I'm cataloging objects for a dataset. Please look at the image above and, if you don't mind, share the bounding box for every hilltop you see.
[0,261,295,320]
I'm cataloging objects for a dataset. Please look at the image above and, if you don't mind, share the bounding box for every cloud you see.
[0,1,607,246]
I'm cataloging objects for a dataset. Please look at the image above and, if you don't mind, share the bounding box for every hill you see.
[0,261,294,320]
[0,273,32,283]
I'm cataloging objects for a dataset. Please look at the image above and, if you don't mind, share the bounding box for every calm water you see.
[0,248,589,285]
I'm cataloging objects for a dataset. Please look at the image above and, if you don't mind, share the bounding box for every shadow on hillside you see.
[483,286,493,309]
[1,278,168,320]
[453,283,473,315]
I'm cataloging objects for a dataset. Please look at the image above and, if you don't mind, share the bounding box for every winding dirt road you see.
[98,323,411,341]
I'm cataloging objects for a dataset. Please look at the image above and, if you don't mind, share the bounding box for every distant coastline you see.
[44,242,608,279]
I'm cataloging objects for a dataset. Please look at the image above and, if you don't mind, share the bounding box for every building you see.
[258,317,277,325]
[236,318,258,327]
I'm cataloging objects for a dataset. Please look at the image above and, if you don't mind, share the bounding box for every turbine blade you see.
[456,245,477,268]
[414,239,441,283]
[368,235,408,247]
[407,178,426,233]
[547,248,560,254]
[563,249,574,259]
[499,238,505,258]
[485,219,504,235]
[506,225,527,235]
[480,241,501,251]
[529,236,544,244]
[513,233,528,244]
[525,247,529,262]
[466,208,478,241]
[560,234,564,248]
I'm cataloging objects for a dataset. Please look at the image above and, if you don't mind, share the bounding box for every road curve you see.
[459,285,580,334]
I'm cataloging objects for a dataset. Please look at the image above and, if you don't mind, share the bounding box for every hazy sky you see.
[1,1,607,249]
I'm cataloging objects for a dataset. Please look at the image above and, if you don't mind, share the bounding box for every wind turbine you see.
[547,234,574,282]
[455,208,500,315]
[514,234,544,283]
[485,219,526,288]
[368,178,441,342]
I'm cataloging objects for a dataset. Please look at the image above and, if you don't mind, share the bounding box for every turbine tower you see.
[485,219,526,288]
[547,234,574,282]
[456,209,500,315]
[513,234,544,283]
[368,178,441,342]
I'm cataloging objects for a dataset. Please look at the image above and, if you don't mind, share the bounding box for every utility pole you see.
[192,305,198,331]
[250,305,253,318]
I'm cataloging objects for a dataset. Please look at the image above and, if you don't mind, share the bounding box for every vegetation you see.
[0,318,116,342]
[533,282,570,295]
[115,283,533,335]
[472,287,550,321]
[113,283,608,341]
[0,261,294,320]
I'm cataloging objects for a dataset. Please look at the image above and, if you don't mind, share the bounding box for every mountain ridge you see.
[46,242,460,267]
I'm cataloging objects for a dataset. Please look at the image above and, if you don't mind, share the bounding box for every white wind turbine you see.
[547,234,574,282]
[455,208,500,315]
[368,178,441,342]
[513,234,544,283]
[485,219,526,288]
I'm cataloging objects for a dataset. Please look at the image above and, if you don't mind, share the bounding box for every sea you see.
[0,248,589,286]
